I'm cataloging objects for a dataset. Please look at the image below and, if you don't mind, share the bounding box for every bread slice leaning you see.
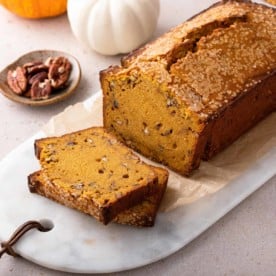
[29,127,167,225]
[28,166,168,227]
[113,166,168,226]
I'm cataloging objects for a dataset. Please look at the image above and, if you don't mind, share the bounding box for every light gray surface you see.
[0,0,275,275]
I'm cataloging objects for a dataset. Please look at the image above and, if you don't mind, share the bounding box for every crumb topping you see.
[169,6,275,117]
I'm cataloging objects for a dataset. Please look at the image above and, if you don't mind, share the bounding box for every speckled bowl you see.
[0,50,81,106]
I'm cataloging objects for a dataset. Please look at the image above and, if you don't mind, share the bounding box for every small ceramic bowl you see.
[0,50,81,106]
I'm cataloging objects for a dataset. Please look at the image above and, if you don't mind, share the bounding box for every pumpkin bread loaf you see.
[28,166,168,227]
[29,127,167,225]
[100,0,276,176]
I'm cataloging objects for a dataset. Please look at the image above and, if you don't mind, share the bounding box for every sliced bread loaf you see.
[30,127,164,225]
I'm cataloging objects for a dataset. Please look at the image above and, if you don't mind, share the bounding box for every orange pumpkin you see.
[0,0,67,19]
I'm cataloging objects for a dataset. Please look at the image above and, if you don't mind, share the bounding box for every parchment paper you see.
[43,93,276,212]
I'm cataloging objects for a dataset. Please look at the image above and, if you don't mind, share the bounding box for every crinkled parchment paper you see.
[43,93,276,212]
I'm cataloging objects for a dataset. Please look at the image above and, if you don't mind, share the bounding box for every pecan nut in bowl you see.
[23,62,49,76]
[7,67,27,95]
[28,71,48,86]
[48,57,72,89]
[31,79,52,100]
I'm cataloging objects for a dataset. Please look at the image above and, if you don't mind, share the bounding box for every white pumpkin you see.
[67,0,160,55]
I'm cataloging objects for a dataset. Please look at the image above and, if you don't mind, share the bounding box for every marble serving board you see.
[0,92,275,274]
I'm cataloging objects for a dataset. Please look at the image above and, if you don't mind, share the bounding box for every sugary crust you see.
[120,0,260,67]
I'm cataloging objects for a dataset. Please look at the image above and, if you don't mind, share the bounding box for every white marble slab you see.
[0,92,275,274]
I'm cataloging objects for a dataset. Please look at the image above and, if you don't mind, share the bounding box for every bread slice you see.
[114,166,168,226]
[28,166,168,227]
[30,127,164,225]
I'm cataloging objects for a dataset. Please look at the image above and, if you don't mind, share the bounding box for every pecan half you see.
[28,71,48,85]
[23,61,43,69]
[7,66,27,95]
[24,62,49,76]
[48,57,72,89]
[30,79,52,100]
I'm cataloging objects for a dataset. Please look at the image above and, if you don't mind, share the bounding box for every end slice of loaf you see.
[28,166,168,227]
[30,127,164,225]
